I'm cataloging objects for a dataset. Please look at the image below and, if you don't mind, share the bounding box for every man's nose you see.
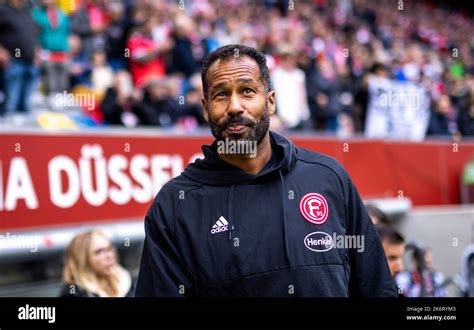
[227,93,245,115]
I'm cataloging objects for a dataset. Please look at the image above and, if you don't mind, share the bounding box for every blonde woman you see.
[60,230,134,297]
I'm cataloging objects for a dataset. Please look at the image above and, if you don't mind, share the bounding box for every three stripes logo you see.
[210,216,229,235]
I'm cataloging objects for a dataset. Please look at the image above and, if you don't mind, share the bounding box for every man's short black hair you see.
[201,44,271,100]
[375,224,405,245]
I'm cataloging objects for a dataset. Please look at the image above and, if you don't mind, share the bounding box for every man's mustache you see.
[220,116,255,128]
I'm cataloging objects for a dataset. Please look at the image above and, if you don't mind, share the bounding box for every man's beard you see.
[209,104,270,147]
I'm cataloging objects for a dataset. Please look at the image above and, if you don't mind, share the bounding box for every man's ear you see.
[267,90,276,116]
[202,97,209,122]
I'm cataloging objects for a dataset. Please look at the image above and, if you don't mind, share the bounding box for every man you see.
[0,0,40,116]
[136,44,396,297]
[270,44,310,129]
[33,0,70,99]
[375,224,405,294]
[126,15,173,88]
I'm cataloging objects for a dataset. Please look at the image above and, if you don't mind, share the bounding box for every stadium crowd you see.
[0,0,473,137]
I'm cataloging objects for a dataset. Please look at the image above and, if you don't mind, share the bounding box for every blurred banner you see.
[365,76,431,141]
[1,132,474,231]
[0,133,210,231]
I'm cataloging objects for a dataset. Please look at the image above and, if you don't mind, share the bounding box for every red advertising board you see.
[1,131,474,231]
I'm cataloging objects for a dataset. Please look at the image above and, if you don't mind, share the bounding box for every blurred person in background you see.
[200,20,220,57]
[90,48,114,96]
[306,56,345,132]
[127,15,173,88]
[70,0,109,59]
[0,0,40,116]
[135,78,179,126]
[33,0,70,105]
[271,45,311,130]
[458,93,474,136]
[60,229,134,297]
[168,13,202,80]
[68,34,92,88]
[101,70,139,127]
[104,0,132,72]
[375,224,405,293]
[427,94,458,137]
[352,63,391,132]
[176,72,206,128]
[460,244,474,297]
[0,33,8,114]
[397,246,446,297]
[135,77,203,128]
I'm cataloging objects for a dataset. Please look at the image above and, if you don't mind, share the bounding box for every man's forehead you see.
[383,242,405,252]
[207,56,261,82]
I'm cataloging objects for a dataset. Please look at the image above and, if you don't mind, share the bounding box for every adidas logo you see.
[210,216,229,235]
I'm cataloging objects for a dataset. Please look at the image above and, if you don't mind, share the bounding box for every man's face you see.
[202,56,275,144]
[382,241,405,278]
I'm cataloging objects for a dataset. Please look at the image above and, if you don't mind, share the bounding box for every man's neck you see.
[217,133,272,175]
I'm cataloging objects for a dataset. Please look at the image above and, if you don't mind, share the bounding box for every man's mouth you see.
[225,123,248,133]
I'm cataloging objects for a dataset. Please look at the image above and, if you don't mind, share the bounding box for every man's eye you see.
[215,92,226,98]
[244,88,254,94]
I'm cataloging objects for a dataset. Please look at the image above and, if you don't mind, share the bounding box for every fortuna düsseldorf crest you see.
[299,193,329,225]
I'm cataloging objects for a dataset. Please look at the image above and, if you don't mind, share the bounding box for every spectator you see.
[200,20,220,57]
[127,15,173,88]
[71,0,105,58]
[427,94,458,136]
[135,78,180,126]
[168,13,201,79]
[135,76,204,127]
[458,94,474,136]
[101,70,139,126]
[0,0,40,116]
[353,63,391,131]
[306,56,346,131]
[460,244,474,297]
[271,45,311,129]
[182,72,206,126]
[60,229,134,297]
[68,34,92,88]
[104,0,131,72]
[90,49,114,96]
[397,247,446,297]
[0,45,8,114]
[33,0,70,98]
[375,224,405,286]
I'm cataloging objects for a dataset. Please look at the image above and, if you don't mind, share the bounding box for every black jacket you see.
[0,4,38,63]
[427,111,451,136]
[136,131,397,297]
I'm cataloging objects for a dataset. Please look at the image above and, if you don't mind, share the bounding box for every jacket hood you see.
[182,131,297,186]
